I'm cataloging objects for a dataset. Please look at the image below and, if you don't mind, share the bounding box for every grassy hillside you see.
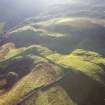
[0,1,105,105]
[0,62,63,105]
[5,17,105,56]
[0,43,105,105]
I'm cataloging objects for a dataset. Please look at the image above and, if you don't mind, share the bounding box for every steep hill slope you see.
[5,17,105,56]
[0,43,105,105]
[0,1,105,105]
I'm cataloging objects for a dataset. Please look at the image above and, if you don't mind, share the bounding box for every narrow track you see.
[13,75,64,105]
[12,61,74,105]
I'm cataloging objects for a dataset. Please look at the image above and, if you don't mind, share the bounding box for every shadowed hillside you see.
[0,42,105,105]
[0,0,105,105]
[4,17,105,56]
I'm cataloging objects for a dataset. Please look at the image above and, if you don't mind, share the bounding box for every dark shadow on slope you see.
[19,65,105,105]
[56,69,105,105]
[97,63,105,83]
[2,51,104,105]
[38,67,105,105]
[31,55,105,105]
[0,56,34,90]
[0,34,9,47]
[6,30,84,54]
[0,57,34,79]
[47,23,105,56]
[7,24,105,56]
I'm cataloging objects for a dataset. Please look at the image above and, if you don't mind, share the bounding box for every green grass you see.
[20,86,76,105]
[0,17,105,105]
[1,44,105,83]
[0,60,63,105]
[33,86,76,105]
[0,43,105,105]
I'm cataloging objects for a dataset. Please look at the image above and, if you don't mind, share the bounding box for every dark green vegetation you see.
[0,17,104,105]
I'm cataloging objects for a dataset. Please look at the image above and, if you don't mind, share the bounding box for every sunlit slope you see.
[0,43,105,105]
[0,44,62,78]
[0,63,65,105]
[6,17,105,55]
[0,43,105,84]
[22,85,76,105]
